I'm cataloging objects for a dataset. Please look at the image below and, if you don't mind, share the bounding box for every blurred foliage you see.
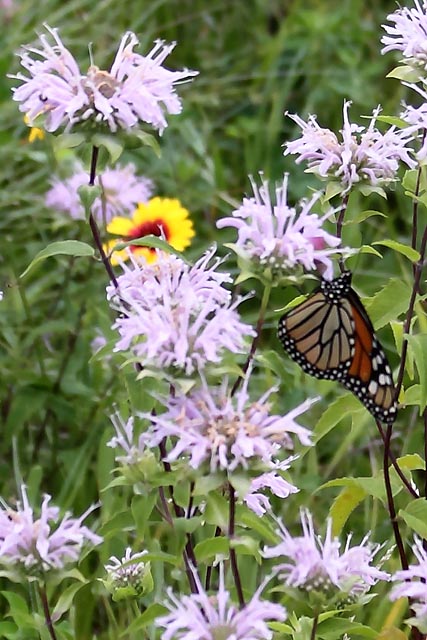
[0,0,423,636]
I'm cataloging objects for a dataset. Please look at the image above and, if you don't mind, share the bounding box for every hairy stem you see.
[228,482,245,608]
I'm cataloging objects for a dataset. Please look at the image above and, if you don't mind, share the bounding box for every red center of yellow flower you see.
[128,219,170,251]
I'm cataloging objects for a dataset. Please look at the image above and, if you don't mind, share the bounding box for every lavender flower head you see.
[11,25,198,134]
[381,1,427,72]
[155,564,287,640]
[107,247,255,375]
[46,162,153,223]
[263,510,389,604]
[217,175,344,281]
[390,537,427,633]
[284,101,416,196]
[144,372,315,474]
[0,485,102,573]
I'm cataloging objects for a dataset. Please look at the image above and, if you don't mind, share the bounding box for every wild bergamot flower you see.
[263,509,389,605]
[106,197,194,264]
[217,174,345,281]
[155,563,287,640]
[11,25,198,134]
[284,101,415,196]
[0,485,102,574]
[106,247,255,375]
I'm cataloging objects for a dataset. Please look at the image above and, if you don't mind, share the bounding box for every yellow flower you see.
[106,197,195,265]
[24,115,44,142]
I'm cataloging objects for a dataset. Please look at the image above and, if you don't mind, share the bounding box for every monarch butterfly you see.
[277,271,397,424]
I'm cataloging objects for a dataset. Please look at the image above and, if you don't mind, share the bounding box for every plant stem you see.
[424,408,427,501]
[310,614,319,640]
[375,420,419,498]
[38,583,58,640]
[158,438,198,594]
[336,194,349,273]
[205,525,222,591]
[395,222,427,402]
[383,424,408,571]
[228,482,245,608]
[231,281,271,397]
[87,145,119,288]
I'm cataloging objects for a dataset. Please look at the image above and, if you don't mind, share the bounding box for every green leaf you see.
[359,184,387,199]
[194,536,229,562]
[91,134,124,163]
[121,603,167,636]
[193,474,225,496]
[53,132,85,150]
[230,535,260,560]
[400,499,427,538]
[376,114,411,128]
[403,384,421,405]
[111,235,189,262]
[20,241,95,278]
[358,245,383,258]
[124,129,161,157]
[397,453,425,471]
[52,582,87,622]
[386,65,423,83]
[406,334,427,412]
[372,240,420,262]
[314,394,365,442]
[364,278,412,329]
[318,617,378,639]
[329,484,366,536]
[204,492,229,530]
[343,210,386,225]
[237,506,278,543]
[324,181,343,201]
[318,476,386,501]
[1,591,29,617]
[77,184,102,218]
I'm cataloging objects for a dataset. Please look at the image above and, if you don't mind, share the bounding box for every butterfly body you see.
[278,271,397,424]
